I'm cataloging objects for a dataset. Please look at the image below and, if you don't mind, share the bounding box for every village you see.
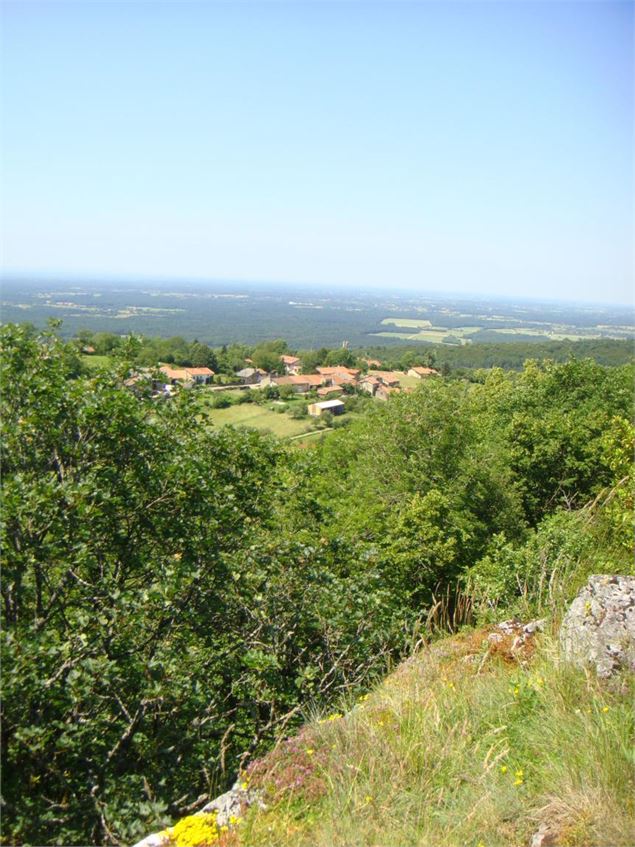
[147,354,439,417]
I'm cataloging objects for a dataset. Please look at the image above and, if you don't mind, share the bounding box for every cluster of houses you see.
[236,357,438,404]
[126,356,438,409]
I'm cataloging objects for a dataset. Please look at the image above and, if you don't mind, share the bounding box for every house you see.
[271,374,323,393]
[317,385,343,398]
[82,345,96,354]
[330,372,357,387]
[316,366,360,378]
[159,365,190,384]
[184,367,214,385]
[237,367,266,385]
[281,354,302,375]
[307,399,345,417]
[369,371,402,387]
[375,384,401,402]
[407,367,439,379]
[359,375,380,395]
[363,358,382,368]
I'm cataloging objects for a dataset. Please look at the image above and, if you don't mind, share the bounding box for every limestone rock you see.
[560,574,635,678]
[132,781,263,847]
[202,780,263,826]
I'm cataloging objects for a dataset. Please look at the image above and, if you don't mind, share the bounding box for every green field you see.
[203,400,317,439]
[381,318,433,328]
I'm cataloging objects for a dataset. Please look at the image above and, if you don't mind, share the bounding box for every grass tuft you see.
[240,628,635,847]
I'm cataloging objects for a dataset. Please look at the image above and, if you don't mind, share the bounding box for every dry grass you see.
[238,628,635,847]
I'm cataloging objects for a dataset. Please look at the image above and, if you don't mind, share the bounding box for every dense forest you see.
[2,323,633,845]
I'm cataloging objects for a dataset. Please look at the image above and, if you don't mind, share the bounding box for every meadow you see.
[202,398,317,439]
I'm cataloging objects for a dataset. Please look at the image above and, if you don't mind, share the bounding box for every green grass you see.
[81,354,112,369]
[203,401,316,439]
[238,629,635,847]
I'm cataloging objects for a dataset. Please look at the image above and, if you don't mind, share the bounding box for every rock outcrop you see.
[132,781,262,847]
[560,574,635,678]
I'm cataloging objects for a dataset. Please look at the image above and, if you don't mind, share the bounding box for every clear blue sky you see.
[1,1,633,304]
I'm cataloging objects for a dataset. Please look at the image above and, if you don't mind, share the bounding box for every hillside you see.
[140,606,635,847]
[2,324,633,846]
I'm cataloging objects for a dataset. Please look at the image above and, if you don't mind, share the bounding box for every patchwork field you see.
[372,317,630,345]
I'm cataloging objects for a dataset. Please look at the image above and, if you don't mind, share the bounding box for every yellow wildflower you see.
[229,815,241,825]
[500,765,508,774]
[602,706,609,713]
[306,748,315,756]
[240,781,249,790]
[169,812,220,847]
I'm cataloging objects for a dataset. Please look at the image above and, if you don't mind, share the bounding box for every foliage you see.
[2,323,633,846]
[0,326,405,845]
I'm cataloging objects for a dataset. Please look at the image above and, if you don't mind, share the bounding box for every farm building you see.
[317,385,343,398]
[368,371,402,387]
[407,367,439,379]
[270,374,324,393]
[308,399,345,417]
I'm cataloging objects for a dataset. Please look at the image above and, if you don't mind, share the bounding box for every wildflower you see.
[220,826,229,834]
[584,600,592,615]
[514,767,524,786]
[500,765,508,774]
[376,719,385,727]
[513,686,520,697]
[306,748,315,756]
[240,781,249,790]
[514,777,524,786]
[229,815,241,825]
[364,794,373,803]
[358,693,369,703]
[327,712,343,721]
[602,706,609,713]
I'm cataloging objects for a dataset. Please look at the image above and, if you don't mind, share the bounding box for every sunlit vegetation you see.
[2,322,633,845]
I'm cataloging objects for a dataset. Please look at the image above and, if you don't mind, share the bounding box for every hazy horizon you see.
[3,271,633,311]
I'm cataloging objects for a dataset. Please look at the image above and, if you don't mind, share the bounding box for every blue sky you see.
[1,1,632,304]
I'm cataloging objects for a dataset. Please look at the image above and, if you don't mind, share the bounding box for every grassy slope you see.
[237,627,634,847]
[203,402,317,439]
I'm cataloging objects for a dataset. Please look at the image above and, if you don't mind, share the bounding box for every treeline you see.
[366,337,634,371]
[2,323,633,845]
[73,328,633,375]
